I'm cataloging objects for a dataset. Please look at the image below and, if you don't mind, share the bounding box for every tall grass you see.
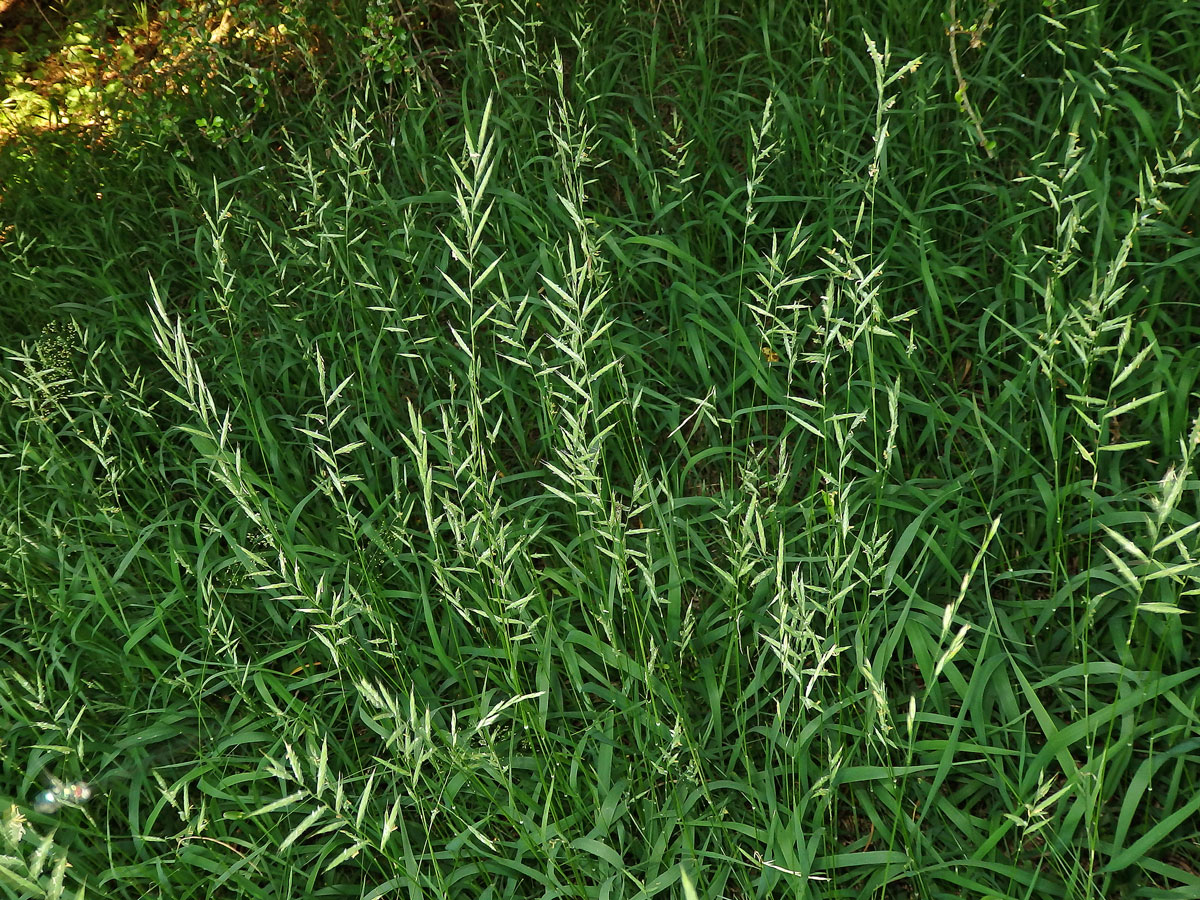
[2,1,1199,898]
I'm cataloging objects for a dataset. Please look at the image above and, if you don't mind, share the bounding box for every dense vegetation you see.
[2,1,1199,897]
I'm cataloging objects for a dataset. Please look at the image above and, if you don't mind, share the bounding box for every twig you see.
[947,0,997,158]
[393,2,445,99]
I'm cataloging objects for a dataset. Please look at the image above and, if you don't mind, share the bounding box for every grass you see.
[1,0,1199,897]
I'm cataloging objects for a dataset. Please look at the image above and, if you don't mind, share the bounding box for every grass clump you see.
[1,1,1199,897]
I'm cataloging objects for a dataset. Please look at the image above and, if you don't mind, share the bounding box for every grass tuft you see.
[2,1,1199,897]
